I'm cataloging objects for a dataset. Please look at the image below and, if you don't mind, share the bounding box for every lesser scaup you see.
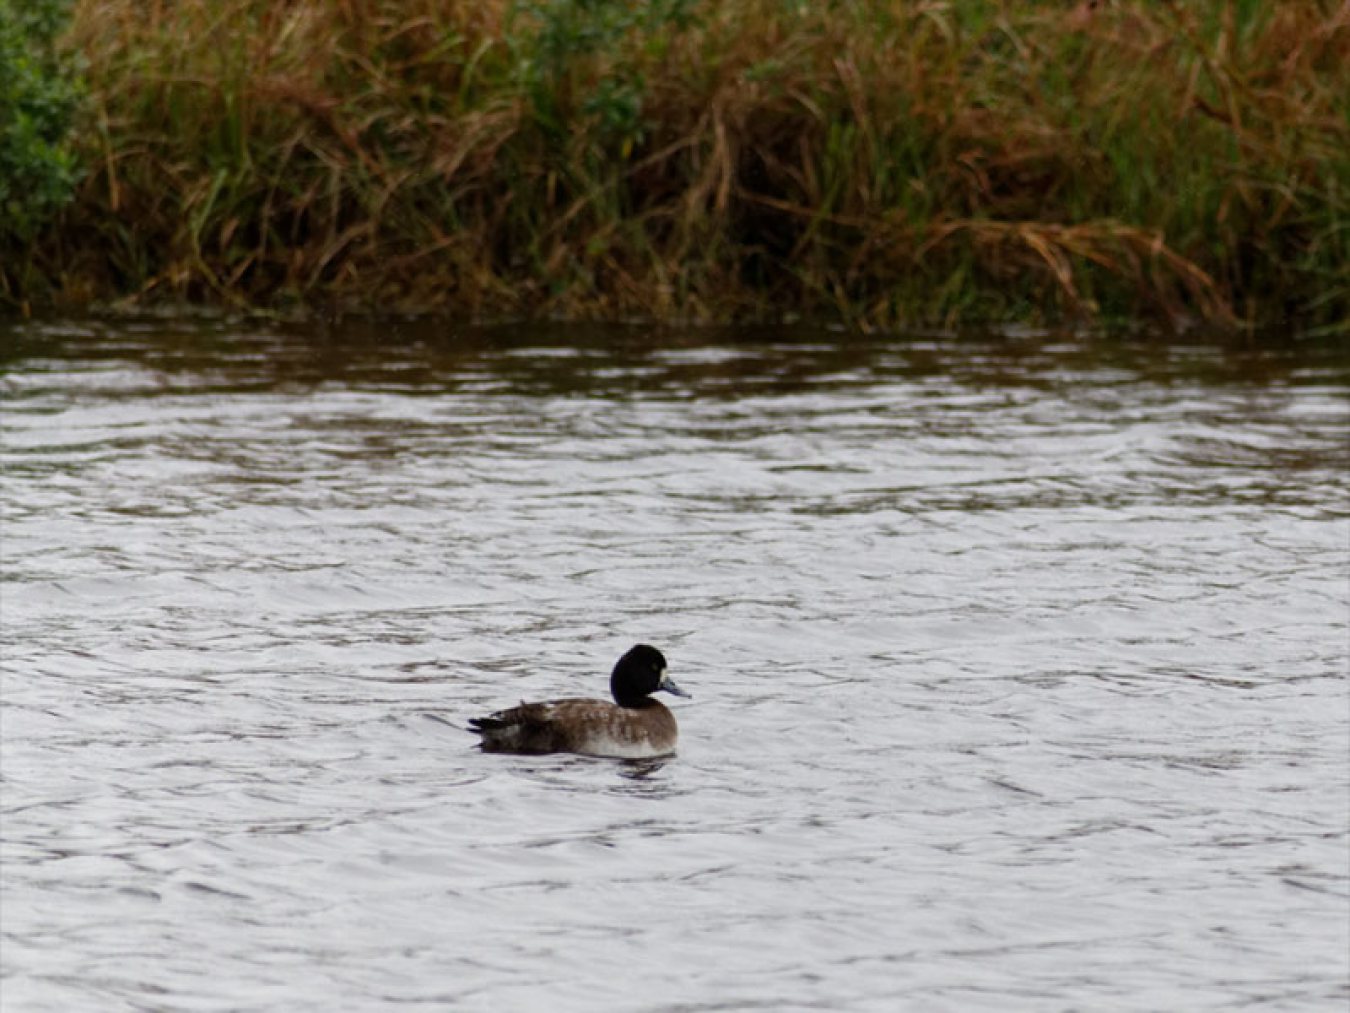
[468,644,690,758]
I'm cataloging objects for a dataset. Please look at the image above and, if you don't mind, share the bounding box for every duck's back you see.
[469,697,678,758]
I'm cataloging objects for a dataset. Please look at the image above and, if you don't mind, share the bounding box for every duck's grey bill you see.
[660,673,691,698]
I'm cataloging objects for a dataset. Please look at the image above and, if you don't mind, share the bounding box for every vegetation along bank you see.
[2,0,1347,332]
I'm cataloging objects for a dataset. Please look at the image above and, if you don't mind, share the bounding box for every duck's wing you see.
[466,701,534,733]
[467,698,601,753]
[468,698,573,730]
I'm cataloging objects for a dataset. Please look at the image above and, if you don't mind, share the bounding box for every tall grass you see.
[6,0,1349,330]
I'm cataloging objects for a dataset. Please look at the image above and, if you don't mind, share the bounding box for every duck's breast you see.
[572,700,678,759]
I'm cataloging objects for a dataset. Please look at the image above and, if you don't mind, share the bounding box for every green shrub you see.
[0,0,81,243]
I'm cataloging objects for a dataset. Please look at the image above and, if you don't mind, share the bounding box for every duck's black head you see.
[610,644,690,707]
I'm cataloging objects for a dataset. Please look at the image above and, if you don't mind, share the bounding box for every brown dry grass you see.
[7,0,1348,331]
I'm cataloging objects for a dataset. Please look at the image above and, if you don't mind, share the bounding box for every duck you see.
[468,644,690,758]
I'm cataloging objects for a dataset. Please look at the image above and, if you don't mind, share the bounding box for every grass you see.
[5,0,1349,331]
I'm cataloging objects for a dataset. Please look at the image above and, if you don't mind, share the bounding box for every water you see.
[2,319,1347,1011]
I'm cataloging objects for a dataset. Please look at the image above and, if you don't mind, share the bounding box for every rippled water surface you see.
[3,319,1348,1011]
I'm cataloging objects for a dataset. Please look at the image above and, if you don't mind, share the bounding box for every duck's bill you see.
[659,672,691,698]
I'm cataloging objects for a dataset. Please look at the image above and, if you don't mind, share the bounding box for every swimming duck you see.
[468,644,690,758]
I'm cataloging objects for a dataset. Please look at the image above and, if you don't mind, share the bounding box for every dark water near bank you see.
[2,318,1348,1011]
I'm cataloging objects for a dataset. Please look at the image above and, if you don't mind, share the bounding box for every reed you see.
[6,0,1348,331]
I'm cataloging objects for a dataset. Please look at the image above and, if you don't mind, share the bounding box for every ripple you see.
[2,320,1347,1010]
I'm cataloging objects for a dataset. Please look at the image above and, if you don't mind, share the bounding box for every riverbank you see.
[5,0,1348,332]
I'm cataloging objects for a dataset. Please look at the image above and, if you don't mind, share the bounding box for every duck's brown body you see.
[470,697,678,758]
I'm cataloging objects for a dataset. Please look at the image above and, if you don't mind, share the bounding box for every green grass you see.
[3,0,1347,332]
